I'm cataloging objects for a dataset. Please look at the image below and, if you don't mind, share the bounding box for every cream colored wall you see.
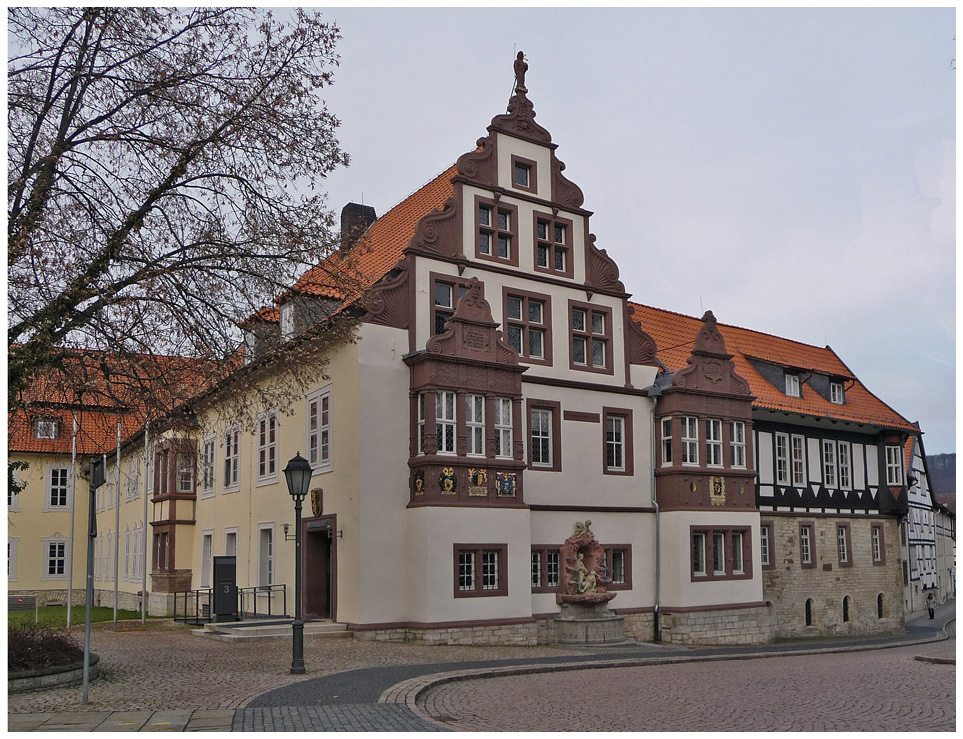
[495,133,554,202]
[529,510,656,615]
[8,452,89,594]
[354,323,413,625]
[405,506,533,624]
[658,511,764,609]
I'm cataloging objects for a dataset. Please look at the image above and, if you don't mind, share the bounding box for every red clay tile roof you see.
[9,407,144,456]
[286,166,457,302]
[631,303,916,433]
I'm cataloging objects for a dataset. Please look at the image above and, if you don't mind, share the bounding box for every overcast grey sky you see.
[311,7,955,454]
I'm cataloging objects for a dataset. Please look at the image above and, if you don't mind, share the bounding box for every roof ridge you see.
[629,301,839,354]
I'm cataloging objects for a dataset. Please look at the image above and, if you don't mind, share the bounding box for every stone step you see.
[191,620,351,643]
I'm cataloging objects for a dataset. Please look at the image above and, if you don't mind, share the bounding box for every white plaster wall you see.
[658,511,764,609]
[404,506,533,624]
[495,133,554,202]
[756,431,773,485]
[853,442,866,489]
[355,323,415,624]
[807,438,822,484]
[865,445,879,487]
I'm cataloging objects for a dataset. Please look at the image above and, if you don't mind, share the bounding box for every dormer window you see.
[279,302,295,340]
[785,373,801,398]
[830,381,845,404]
[510,155,537,194]
[34,417,60,440]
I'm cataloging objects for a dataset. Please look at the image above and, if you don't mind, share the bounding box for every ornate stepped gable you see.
[424,278,519,366]
[671,311,753,397]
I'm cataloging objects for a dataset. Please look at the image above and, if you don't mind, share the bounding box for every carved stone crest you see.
[468,468,488,496]
[495,471,516,497]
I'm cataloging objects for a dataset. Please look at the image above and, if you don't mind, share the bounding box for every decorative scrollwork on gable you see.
[625,304,658,366]
[552,155,584,209]
[406,197,462,259]
[584,234,625,293]
[671,311,752,396]
[488,92,553,146]
[456,136,497,186]
[363,257,410,329]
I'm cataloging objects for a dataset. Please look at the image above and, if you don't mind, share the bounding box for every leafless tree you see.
[8,7,362,425]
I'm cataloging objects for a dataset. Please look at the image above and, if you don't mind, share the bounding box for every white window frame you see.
[800,526,813,565]
[693,532,706,576]
[730,421,746,468]
[458,550,476,591]
[467,394,486,457]
[785,374,801,397]
[123,528,131,580]
[885,445,903,486]
[200,531,214,589]
[45,465,70,510]
[306,387,333,473]
[760,525,770,567]
[822,440,838,488]
[681,416,699,466]
[661,417,673,467]
[223,426,240,493]
[871,526,882,562]
[732,531,744,574]
[791,434,806,486]
[176,452,194,493]
[34,417,60,439]
[775,433,790,486]
[705,419,723,467]
[436,390,457,455]
[712,532,726,574]
[494,398,512,459]
[258,524,274,588]
[481,549,500,590]
[256,410,279,485]
[606,415,626,472]
[200,434,216,497]
[42,536,68,580]
[838,441,852,489]
[417,392,427,455]
[279,301,295,340]
[830,381,845,404]
[224,527,239,557]
[837,525,849,564]
[530,407,552,467]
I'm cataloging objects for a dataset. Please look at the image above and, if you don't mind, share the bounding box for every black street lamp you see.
[283,452,312,675]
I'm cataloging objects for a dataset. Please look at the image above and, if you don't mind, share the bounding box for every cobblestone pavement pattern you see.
[418,641,956,732]
[7,620,574,714]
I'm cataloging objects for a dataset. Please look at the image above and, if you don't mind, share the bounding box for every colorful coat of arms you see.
[310,488,323,517]
[468,468,488,496]
[495,471,516,497]
[439,466,457,494]
[412,469,425,495]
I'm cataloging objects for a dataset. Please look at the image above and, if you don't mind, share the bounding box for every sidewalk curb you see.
[383,620,954,729]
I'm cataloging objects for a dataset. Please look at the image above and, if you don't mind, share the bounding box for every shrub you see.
[8,625,84,672]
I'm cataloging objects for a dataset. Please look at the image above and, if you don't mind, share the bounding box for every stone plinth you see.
[554,600,626,645]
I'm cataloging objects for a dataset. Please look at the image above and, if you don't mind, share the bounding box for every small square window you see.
[514,162,530,187]
[34,417,60,440]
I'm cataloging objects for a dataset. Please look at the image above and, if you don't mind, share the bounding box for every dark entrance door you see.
[304,528,332,619]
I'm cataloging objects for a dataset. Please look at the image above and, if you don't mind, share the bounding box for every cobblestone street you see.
[418,641,956,732]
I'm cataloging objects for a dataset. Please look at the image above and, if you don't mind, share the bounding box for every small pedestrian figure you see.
[925,590,936,620]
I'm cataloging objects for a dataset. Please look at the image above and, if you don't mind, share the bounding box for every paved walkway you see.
[8,602,954,731]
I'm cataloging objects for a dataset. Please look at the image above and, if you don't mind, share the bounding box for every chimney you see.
[341,202,377,252]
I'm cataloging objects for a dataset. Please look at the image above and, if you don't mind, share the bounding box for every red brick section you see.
[630,303,916,432]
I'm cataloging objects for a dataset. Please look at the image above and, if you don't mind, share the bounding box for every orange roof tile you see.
[631,303,916,432]
[287,166,457,301]
[9,407,144,456]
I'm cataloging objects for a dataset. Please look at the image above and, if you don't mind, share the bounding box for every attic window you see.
[34,417,61,440]
[830,381,845,404]
[511,155,537,194]
[785,374,801,398]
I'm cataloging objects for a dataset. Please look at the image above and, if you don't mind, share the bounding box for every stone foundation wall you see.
[620,611,656,642]
[762,516,905,639]
[353,621,538,646]
[659,604,775,646]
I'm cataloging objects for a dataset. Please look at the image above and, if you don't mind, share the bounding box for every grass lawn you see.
[9,605,154,629]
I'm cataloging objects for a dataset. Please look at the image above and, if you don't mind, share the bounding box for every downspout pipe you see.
[643,382,663,643]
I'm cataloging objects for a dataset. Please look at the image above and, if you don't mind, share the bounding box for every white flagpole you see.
[141,425,150,624]
[67,411,78,629]
[113,418,121,621]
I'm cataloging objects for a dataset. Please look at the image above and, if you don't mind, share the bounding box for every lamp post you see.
[283,452,312,675]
